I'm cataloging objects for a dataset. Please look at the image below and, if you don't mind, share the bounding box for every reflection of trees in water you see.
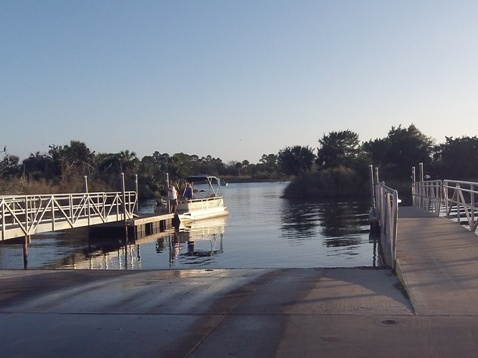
[325,236,361,247]
[317,200,370,247]
[280,201,319,240]
[281,199,370,247]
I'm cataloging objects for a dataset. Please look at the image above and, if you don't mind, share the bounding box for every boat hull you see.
[177,196,228,222]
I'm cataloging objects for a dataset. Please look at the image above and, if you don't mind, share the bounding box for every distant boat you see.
[176,175,228,222]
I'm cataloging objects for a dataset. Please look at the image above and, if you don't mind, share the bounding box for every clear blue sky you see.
[2,1,478,164]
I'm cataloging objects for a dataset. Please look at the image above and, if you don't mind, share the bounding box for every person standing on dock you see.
[168,183,178,213]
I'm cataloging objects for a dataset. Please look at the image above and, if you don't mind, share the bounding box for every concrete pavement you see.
[0,268,415,357]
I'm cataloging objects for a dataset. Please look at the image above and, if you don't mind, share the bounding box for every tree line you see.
[1,124,477,200]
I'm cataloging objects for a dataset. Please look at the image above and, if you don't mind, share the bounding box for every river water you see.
[0,182,382,270]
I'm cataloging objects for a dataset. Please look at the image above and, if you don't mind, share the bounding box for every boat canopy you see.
[184,175,222,196]
[185,175,221,183]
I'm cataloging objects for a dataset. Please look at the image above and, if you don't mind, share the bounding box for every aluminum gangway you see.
[0,191,137,241]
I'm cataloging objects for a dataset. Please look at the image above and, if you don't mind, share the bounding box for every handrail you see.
[374,182,399,270]
[413,179,478,233]
[0,191,137,241]
[443,180,478,232]
[412,179,443,214]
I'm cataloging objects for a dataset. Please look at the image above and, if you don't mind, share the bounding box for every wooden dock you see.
[88,213,178,240]
[127,213,177,239]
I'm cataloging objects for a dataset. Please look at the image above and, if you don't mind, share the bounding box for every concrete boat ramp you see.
[1,206,478,357]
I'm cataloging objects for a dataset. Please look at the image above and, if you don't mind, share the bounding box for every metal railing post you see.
[472,183,475,229]
[84,176,90,226]
[135,174,138,214]
[121,173,128,239]
[369,165,375,209]
[373,181,399,269]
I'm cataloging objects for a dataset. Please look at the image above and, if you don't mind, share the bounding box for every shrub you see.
[282,167,370,201]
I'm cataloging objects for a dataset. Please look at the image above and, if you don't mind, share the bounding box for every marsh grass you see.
[0,177,113,195]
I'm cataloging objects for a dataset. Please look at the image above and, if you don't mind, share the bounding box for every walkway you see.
[1,206,478,356]
[0,191,137,240]
[396,205,478,315]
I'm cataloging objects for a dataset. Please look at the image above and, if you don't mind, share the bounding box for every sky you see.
[2,1,478,164]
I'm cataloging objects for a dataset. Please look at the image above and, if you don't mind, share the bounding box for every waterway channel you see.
[0,182,382,269]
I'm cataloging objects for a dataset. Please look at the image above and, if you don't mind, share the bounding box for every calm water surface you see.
[0,182,381,269]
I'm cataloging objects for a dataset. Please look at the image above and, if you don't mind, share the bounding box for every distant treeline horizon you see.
[1,124,477,200]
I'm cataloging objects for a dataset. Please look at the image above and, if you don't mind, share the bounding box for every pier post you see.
[419,163,424,208]
[84,176,90,226]
[166,172,170,213]
[135,174,138,214]
[419,162,424,181]
[369,165,380,233]
[121,173,129,240]
[412,166,417,206]
[369,165,376,209]
[23,235,29,269]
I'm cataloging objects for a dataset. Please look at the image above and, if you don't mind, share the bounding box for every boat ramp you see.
[2,205,478,356]
[3,173,478,354]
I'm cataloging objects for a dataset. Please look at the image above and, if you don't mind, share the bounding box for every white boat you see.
[176,175,228,222]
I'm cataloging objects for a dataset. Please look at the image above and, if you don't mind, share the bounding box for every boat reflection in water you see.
[62,217,227,270]
[158,217,225,268]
